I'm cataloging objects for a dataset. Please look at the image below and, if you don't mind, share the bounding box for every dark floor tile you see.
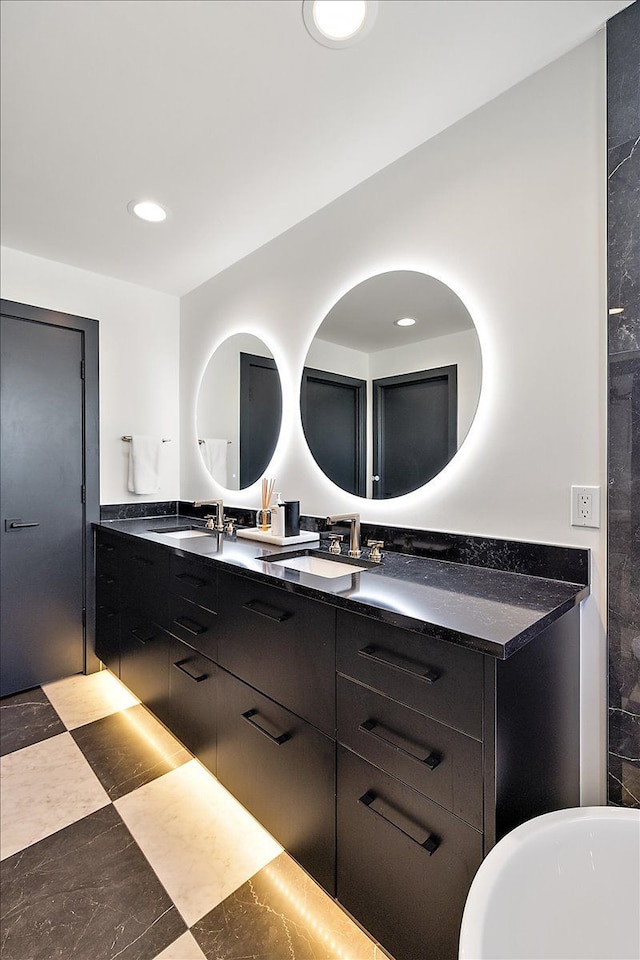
[191,853,379,960]
[0,804,186,960]
[0,687,66,757]
[70,704,191,800]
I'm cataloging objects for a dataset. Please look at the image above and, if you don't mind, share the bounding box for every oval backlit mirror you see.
[300,271,482,498]
[197,333,282,490]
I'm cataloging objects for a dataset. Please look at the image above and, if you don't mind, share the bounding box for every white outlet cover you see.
[571,485,600,528]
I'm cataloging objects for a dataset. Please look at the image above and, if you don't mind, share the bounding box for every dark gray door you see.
[300,367,367,497]
[373,365,457,499]
[1,315,85,695]
[239,352,282,489]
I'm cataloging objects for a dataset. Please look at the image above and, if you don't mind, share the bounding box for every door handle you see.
[5,519,40,530]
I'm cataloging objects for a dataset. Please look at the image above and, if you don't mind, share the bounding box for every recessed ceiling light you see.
[127,200,167,223]
[302,0,379,48]
[608,307,624,315]
[395,317,416,327]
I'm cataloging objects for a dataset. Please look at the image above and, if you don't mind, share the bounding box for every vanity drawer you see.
[165,595,218,659]
[337,675,482,828]
[95,599,120,676]
[216,571,336,736]
[120,608,169,716]
[337,611,483,739]
[121,539,171,609]
[169,553,217,612]
[165,637,217,775]
[337,745,482,960]
[217,667,336,894]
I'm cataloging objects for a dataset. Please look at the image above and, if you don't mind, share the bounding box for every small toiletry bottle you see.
[271,492,285,538]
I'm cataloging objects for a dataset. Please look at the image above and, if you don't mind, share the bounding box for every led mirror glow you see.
[197,333,282,490]
[128,200,167,222]
[300,270,482,499]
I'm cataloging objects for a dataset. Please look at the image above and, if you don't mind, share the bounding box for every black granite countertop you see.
[95,516,590,660]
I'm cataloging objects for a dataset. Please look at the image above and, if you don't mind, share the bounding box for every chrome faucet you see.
[194,499,224,532]
[326,513,361,558]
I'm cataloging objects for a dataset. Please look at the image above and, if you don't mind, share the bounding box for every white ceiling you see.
[0,0,631,297]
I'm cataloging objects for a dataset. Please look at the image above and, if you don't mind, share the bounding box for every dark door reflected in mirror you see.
[301,271,481,499]
[197,334,282,490]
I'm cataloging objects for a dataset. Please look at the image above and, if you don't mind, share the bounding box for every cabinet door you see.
[337,746,482,960]
[166,595,218,659]
[120,608,169,718]
[95,596,120,676]
[165,637,217,774]
[169,553,217,612]
[217,667,336,894]
[217,571,335,736]
[338,675,483,828]
[337,610,483,739]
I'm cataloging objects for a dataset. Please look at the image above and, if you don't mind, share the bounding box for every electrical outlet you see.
[571,485,600,528]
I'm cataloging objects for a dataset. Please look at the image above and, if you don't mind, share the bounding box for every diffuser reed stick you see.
[259,477,275,530]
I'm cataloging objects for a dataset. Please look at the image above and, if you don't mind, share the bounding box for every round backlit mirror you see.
[197,333,282,490]
[300,271,482,498]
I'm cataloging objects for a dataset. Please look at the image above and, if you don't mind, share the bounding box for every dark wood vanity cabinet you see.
[94,527,581,960]
[335,606,580,960]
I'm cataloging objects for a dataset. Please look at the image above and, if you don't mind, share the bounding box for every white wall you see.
[1,247,180,504]
[180,37,607,802]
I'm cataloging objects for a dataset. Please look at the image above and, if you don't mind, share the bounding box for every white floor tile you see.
[42,670,138,729]
[115,759,282,927]
[153,931,207,960]
[0,732,110,860]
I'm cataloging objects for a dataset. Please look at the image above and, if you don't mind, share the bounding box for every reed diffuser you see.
[258,477,275,531]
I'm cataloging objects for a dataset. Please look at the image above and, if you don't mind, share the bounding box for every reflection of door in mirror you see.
[301,368,366,497]
[197,334,282,491]
[373,365,457,499]
[239,352,282,488]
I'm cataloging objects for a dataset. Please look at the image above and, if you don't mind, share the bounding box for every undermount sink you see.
[148,525,215,539]
[262,549,377,579]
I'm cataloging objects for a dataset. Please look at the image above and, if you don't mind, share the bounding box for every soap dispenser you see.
[271,492,285,538]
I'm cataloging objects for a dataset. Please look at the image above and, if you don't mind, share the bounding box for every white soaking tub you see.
[459,806,640,960]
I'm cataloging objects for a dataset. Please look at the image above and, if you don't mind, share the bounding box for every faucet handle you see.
[328,534,343,555]
[367,540,384,562]
[223,516,236,535]
[204,514,216,530]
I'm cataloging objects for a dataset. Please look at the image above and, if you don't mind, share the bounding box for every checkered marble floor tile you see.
[0,672,390,960]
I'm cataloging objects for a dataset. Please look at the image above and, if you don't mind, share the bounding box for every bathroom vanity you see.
[94,516,588,960]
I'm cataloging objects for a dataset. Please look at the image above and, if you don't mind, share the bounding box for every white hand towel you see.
[200,438,228,485]
[127,435,163,495]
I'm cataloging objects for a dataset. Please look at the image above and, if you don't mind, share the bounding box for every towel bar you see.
[198,439,232,444]
[121,436,171,442]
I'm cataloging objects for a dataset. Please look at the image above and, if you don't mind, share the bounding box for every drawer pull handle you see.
[173,658,208,682]
[242,709,291,745]
[359,719,441,770]
[99,575,116,585]
[242,600,290,623]
[130,627,157,644]
[99,543,115,552]
[176,572,207,589]
[358,645,439,684]
[97,604,115,618]
[130,555,153,567]
[358,791,440,855]
[174,616,207,636]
